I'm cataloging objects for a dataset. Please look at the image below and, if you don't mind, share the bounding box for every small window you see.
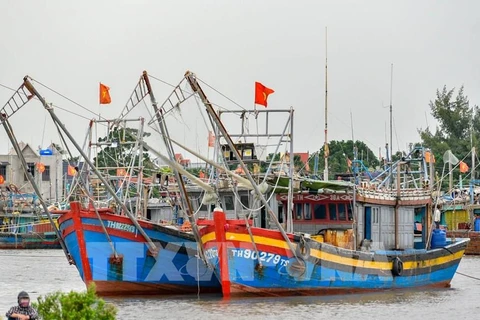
[240,195,249,208]
[24,163,35,181]
[200,203,214,212]
[338,203,346,220]
[372,207,379,223]
[278,205,284,223]
[347,204,353,220]
[295,203,303,220]
[0,165,6,177]
[42,165,51,181]
[224,195,235,210]
[304,203,312,220]
[313,204,327,220]
[329,204,337,221]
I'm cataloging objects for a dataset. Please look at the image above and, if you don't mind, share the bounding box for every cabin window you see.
[42,165,51,181]
[347,204,353,220]
[373,207,380,223]
[338,203,346,220]
[224,195,235,210]
[313,204,327,220]
[189,198,199,211]
[278,204,284,223]
[24,163,35,181]
[0,165,6,177]
[304,203,312,220]
[295,203,303,220]
[240,195,249,208]
[329,204,337,221]
[200,203,214,212]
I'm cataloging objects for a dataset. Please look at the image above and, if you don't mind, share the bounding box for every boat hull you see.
[0,232,60,249]
[199,211,469,297]
[59,202,220,296]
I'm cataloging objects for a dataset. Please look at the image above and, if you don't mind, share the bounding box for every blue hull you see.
[59,206,220,296]
[0,232,60,249]
[209,246,462,291]
[199,215,469,297]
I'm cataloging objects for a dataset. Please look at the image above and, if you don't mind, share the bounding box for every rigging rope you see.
[197,77,246,112]
[30,77,106,121]
[456,271,480,281]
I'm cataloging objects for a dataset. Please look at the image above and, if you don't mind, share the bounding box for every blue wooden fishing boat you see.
[199,176,469,297]
[58,202,220,296]
[0,73,221,296]
[178,69,470,297]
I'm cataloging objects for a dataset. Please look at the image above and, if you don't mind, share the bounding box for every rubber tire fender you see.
[392,257,403,276]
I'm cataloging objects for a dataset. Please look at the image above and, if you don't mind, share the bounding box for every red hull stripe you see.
[62,223,146,242]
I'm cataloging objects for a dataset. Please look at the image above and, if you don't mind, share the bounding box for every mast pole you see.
[23,77,159,255]
[389,64,393,188]
[287,108,294,233]
[390,64,393,162]
[185,71,300,260]
[141,72,207,261]
[323,27,329,180]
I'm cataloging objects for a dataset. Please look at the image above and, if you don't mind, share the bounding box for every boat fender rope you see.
[296,236,310,260]
[392,257,403,276]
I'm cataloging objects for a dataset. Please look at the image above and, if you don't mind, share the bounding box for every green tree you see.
[309,140,379,179]
[260,153,305,173]
[418,85,479,184]
[94,127,156,177]
[32,283,117,320]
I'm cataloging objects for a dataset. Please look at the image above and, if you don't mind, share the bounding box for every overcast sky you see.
[0,0,478,163]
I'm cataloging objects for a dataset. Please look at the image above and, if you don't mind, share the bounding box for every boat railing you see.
[357,187,431,200]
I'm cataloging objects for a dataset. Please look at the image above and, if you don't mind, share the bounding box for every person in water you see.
[5,291,38,320]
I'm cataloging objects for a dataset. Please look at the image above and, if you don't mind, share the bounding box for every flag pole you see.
[98,82,101,121]
[323,26,329,181]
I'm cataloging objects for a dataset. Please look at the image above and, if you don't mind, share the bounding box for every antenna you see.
[350,109,355,143]
[323,27,329,180]
[389,63,393,163]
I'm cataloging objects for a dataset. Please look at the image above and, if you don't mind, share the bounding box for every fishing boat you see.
[0,213,61,249]
[198,142,470,297]
[179,65,470,297]
[441,168,480,254]
[0,190,62,249]
[0,73,222,296]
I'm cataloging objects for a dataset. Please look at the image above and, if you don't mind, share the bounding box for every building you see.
[174,153,191,168]
[0,142,63,202]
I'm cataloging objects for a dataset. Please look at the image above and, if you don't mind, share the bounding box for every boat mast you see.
[323,27,329,180]
[185,71,300,259]
[23,77,159,256]
[142,72,207,261]
[389,63,393,188]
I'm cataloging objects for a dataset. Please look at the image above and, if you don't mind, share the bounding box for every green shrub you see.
[32,283,117,320]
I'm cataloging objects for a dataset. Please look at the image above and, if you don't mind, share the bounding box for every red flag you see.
[99,83,111,104]
[67,165,76,176]
[459,161,469,173]
[254,82,274,107]
[208,131,215,147]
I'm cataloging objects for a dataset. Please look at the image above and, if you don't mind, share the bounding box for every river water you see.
[0,249,479,319]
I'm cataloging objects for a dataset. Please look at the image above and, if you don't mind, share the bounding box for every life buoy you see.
[392,257,403,276]
[295,239,310,260]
